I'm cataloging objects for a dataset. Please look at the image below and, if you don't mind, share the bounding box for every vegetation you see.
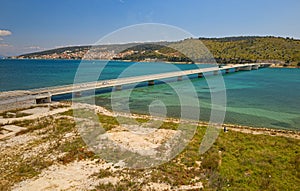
[119,36,300,64]
[212,130,300,190]
[17,45,91,58]
[201,36,300,65]
[0,105,37,118]
[15,36,300,65]
[92,124,300,190]
[1,108,299,190]
[113,43,194,63]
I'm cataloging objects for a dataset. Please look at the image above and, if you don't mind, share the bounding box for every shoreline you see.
[269,65,299,69]
[3,58,300,68]
[98,105,300,134]
[93,103,300,138]
[1,102,299,140]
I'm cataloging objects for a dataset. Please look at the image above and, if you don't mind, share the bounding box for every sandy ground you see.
[0,125,27,140]
[12,160,119,191]
[20,107,51,115]
[12,158,203,191]
[101,125,179,156]
[0,106,70,125]
[77,102,300,140]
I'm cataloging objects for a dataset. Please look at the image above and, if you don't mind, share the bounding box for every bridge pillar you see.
[252,65,259,70]
[225,69,230,74]
[198,73,203,78]
[36,95,52,104]
[148,80,155,86]
[259,63,266,68]
[73,91,81,98]
[240,65,252,71]
[115,85,122,91]
[213,70,219,75]
[177,76,183,81]
[235,67,240,72]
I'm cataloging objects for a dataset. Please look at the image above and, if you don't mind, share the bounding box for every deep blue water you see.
[0,59,299,130]
[0,59,201,91]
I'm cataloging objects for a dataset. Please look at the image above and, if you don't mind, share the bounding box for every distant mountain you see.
[16,36,300,65]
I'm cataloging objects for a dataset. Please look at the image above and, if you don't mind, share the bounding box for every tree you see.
[297,62,300,67]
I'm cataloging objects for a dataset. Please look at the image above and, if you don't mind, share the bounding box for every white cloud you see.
[0,30,12,36]
[0,37,3,41]
[25,46,43,50]
[54,44,86,49]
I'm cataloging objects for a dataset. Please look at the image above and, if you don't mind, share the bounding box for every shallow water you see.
[0,59,299,130]
[89,68,300,130]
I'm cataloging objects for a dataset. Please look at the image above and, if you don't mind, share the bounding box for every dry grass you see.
[1,108,299,190]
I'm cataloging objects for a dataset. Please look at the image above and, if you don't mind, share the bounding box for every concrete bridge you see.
[0,63,270,110]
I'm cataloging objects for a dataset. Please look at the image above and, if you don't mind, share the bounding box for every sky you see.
[0,0,300,56]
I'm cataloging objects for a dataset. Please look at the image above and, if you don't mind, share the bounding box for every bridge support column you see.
[259,64,267,68]
[36,95,52,104]
[177,76,183,81]
[73,91,81,98]
[235,67,240,72]
[148,80,155,86]
[252,65,259,70]
[198,73,203,78]
[240,66,252,71]
[225,69,230,74]
[262,64,270,68]
[115,85,122,91]
[213,70,219,75]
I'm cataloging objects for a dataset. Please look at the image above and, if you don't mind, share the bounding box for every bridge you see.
[0,63,270,111]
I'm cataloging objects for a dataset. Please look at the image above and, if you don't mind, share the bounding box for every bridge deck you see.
[29,63,269,97]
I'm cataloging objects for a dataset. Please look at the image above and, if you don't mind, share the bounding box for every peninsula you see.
[13,36,300,67]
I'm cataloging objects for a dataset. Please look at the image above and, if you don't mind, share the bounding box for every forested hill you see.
[201,36,300,64]
[16,36,300,65]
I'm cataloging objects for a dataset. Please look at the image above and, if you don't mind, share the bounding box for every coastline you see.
[1,102,299,139]
[269,65,299,69]
[3,58,299,68]
[0,63,299,131]
[92,103,300,138]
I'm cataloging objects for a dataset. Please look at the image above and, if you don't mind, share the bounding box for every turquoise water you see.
[0,59,299,130]
[87,68,300,131]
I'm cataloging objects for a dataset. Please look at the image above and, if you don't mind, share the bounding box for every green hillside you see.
[16,36,300,66]
[115,36,300,65]
[201,36,300,64]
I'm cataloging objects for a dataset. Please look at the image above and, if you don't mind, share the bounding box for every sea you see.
[0,59,299,130]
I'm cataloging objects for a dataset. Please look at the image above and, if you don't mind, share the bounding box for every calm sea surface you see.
[0,59,299,130]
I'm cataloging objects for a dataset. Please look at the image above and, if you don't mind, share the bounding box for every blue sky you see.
[0,0,300,56]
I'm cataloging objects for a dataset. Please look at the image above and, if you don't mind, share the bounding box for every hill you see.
[15,36,300,65]
[201,36,300,65]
